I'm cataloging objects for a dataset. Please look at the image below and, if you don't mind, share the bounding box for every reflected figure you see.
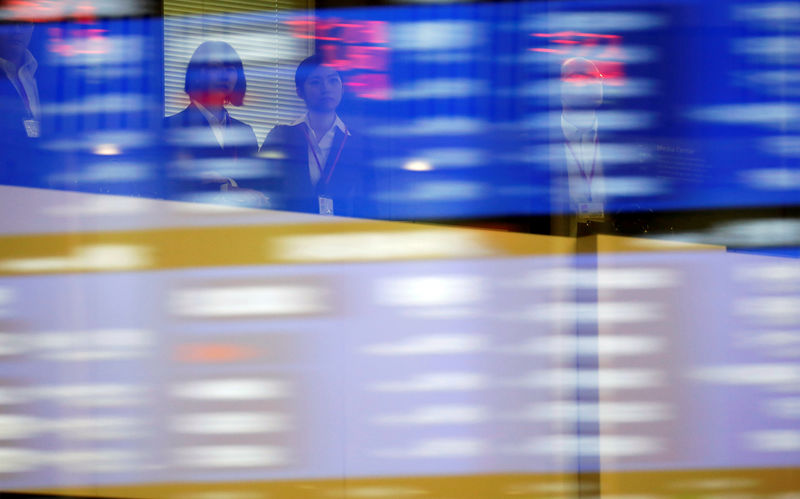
[165,41,266,207]
[261,55,370,217]
[556,57,607,234]
[0,20,41,187]
[0,20,38,140]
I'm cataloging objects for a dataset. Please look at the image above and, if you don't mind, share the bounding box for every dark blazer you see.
[164,103,262,199]
[261,122,372,217]
[0,74,33,142]
[0,73,40,187]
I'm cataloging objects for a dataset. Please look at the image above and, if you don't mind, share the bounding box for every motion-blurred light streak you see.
[693,364,800,386]
[381,181,487,202]
[376,149,486,169]
[746,430,800,452]
[363,334,486,355]
[519,435,663,456]
[174,445,288,468]
[526,302,662,323]
[41,196,148,216]
[765,397,800,419]
[0,244,152,273]
[370,372,489,392]
[741,168,800,190]
[391,21,485,51]
[512,336,663,357]
[734,2,800,23]
[376,438,485,458]
[172,379,288,400]
[377,276,483,307]
[391,78,487,99]
[274,230,490,261]
[525,110,656,131]
[519,401,671,423]
[36,384,145,407]
[518,369,664,390]
[526,12,667,32]
[732,37,800,61]
[173,412,289,435]
[515,267,678,289]
[689,103,800,128]
[171,285,327,317]
[370,117,485,136]
[41,93,154,115]
[374,405,488,426]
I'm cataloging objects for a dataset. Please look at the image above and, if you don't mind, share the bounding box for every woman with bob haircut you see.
[165,41,266,207]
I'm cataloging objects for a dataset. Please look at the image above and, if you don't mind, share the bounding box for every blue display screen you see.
[1,0,798,220]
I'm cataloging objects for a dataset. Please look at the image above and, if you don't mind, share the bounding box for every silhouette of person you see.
[0,19,38,136]
[164,41,267,207]
[0,19,41,186]
[552,57,608,235]
[261,55,371,217]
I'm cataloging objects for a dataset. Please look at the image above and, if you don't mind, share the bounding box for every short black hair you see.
[294,54,338,100]
[184,41,246,106]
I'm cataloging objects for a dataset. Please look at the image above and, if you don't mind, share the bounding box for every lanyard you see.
[18,81,31,117]
[565,132,598,199]
[302,124,348,186]
[8,71,32,118]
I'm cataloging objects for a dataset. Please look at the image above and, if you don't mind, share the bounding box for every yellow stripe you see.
[0,220,721,276]
[596,233,721,254]
[16,467,800,498]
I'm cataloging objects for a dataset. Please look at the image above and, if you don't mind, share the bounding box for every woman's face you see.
[301,65,342,112]
[201,62,237,98]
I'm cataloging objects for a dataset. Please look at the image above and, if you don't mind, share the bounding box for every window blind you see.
[164,0,312,145]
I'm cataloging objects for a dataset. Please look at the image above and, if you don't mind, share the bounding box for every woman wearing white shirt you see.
[261,55,372,217]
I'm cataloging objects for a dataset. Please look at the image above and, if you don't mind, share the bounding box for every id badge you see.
[577,202,604,222]
[23,119,40,138]
[318,195,334,215]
